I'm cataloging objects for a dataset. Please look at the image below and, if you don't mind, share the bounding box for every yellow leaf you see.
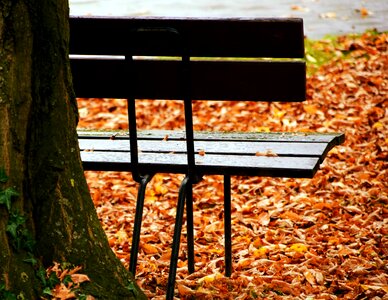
[306,54,317,63]
[253,247,269,257]
[361,284,388,293]
[116,229,128,244]
[198,273,223,283]
[256,126,270,132]
[273,107,286,118]
[154,183,168,195]
[288,243,308,253]
[252,237,264,248]
[372,122,383,129]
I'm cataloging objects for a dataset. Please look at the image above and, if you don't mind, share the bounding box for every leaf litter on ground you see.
[77,30,387,299]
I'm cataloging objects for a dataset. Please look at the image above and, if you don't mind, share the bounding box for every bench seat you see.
[78,130,344,177]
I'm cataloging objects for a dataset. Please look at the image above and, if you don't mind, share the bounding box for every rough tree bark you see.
[0,1,145,298]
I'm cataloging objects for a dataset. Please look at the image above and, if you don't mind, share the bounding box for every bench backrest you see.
[69,16,306,102]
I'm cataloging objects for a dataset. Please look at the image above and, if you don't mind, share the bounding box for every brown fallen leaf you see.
[77,31,388,299]
[70,273,91,284]
[255,150,278,157]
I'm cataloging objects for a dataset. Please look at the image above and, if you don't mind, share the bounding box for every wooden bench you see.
[69,16,345,299]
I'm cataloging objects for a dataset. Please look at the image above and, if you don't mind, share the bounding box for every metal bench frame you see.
[70,16,344,299]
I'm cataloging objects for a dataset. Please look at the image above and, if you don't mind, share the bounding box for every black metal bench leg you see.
[186,180,195,274]
[166,176,190,300]
[129,174,154,276]
[224,175,232,277]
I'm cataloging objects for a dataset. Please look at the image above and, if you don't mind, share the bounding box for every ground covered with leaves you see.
[77,31,387,299]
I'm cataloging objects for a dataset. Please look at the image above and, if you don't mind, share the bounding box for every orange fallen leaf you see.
[279,211,301,222]
[358,7,371,17]
[252,237,264,248]
[255,150,278,157]
[71,273,91,284]
[52,283,76,300]
[77,31,388,299]
[303,104,319,114]
[142,243,159,254]
[177,283,194,296]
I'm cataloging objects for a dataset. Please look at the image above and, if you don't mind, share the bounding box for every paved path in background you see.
[70,0,388,38]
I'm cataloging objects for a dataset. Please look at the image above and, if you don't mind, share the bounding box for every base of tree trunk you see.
[0,1,146,298]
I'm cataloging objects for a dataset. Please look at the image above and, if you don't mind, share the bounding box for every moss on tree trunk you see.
[0,1,145,298]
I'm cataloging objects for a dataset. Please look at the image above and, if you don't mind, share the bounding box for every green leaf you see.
[42,287,53,296]
[0,168,8,183]
[126,281,139,297]
[22,232,36,252]
[6,213,26,239]
[62,275,73,287]
[36,266,47,286]
[7,212,26,226]
[0,283,17,300]
[3,292,17,300]
[23,257,38,266]
[47,272,60,289]
[0,187,19,211]
[60,262,73,270]
[6,222,19,239]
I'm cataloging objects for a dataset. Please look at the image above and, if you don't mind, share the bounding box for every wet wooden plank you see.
[78,130,345,145]
[71,58,306,101]
[80,151,320,178]
[79,139,329,158]
[70,16,304,58]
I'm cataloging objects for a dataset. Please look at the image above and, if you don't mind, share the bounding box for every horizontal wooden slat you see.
[80,151,320,178]
[79,139,328,158]
[71,58,306,101]
[70,16,304,58]
[77,130,345,145]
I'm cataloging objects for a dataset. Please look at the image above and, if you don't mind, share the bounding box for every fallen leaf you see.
[70,274,91,284]
[288,243,308,253]
[142,243,159,254]
[320,12,337,19]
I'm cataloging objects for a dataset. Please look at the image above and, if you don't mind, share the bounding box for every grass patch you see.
[304,29,386,74]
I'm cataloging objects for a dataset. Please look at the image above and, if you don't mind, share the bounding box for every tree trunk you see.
[0,1,145,298]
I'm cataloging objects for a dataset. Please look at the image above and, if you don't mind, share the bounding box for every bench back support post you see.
[181,53,200,182]
[126,55,143,182]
